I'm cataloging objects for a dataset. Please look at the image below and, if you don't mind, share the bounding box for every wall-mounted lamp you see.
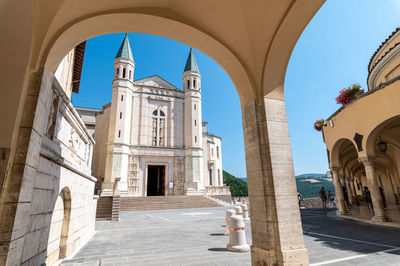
[377,137,387,154]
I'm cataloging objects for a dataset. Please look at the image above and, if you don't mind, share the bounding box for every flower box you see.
[335,83,364,105]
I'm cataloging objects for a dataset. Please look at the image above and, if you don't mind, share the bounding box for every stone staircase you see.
[96,196,113,220]
[119,195,224,211]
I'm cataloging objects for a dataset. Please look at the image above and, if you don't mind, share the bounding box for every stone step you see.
[96,196,113,220]
[119,195,224,211]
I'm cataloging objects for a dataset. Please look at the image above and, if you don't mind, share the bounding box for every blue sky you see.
[72,0,400,178]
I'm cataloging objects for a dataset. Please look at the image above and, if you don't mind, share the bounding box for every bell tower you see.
[103,34,135,195]
[183,48,205,195]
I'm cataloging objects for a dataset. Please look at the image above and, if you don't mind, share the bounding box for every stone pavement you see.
[62,207,400,266]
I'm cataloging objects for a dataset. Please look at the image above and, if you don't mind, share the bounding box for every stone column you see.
[345,176,354,205]
[331,167,348,215]
[350,176,358,203]
[243,97,308,265]
[358,156,387,222]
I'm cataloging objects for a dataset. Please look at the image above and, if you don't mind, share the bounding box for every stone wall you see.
[4,70,97,266]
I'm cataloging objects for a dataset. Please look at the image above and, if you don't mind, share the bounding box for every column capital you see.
[330,166,341,174]
[358,155,375,166]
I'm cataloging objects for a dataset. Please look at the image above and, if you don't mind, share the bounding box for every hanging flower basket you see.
[335,83,364,105]
[314,119,325,131]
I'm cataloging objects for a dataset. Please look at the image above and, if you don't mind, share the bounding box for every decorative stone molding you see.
[128,156,140,195]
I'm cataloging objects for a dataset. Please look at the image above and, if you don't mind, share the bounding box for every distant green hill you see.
[233,173,334,199]
[296,173,327,178]
[223,171,248,197]
[296,176,335,198]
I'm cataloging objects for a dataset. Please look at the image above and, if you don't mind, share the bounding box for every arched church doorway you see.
[147,165,166,196]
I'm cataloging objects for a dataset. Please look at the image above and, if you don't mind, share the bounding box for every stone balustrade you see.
[205,186,231,195]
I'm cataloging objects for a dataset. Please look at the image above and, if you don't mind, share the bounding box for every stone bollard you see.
[234,206,242,216]
[225,209,236,235]
[226,215,250,252]
[241,203,250,222]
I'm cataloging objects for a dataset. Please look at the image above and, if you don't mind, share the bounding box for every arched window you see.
[129,70,132,80]
[122,68,126,78]
[116,68,119,77]
[121,95,124,101]
[193,79,196,89]
[152,110,166,146]
[187,80,190,89]
[209,168,213,186]
[217,146,220,159]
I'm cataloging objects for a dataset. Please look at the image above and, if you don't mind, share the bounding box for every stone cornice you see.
[367,42,400,90]
[368,27,400,72]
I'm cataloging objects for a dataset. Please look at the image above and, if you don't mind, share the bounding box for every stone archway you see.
[0,2,326,265]
[46,187,71,265]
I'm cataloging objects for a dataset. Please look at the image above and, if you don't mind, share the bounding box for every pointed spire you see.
[115,34,134,61]
[184,48,199,73]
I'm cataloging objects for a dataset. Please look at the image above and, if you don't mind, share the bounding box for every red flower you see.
[335,83,364,105]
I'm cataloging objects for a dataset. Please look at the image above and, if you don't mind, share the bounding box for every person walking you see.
[363,186,373,210]
[342,185,350,209]
[319,187,328,208]
[327,190,334,208]
[297,191,304,207]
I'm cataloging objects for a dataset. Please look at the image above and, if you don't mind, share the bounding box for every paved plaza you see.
[62,207,400,266]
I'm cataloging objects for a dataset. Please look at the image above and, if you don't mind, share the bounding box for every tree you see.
[223,170,248,197]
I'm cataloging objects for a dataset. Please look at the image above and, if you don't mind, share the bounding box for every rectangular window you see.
[116,68,119,77]
[123,68,126,78]
[194,104,196,110]
[194,120,197,126]
[120,112,122,119]
[195,136,197,143]
[121,95,124,101]
[118,130,121,138]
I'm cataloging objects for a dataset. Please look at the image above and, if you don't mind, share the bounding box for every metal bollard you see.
[234,206,242,216]
[225,209,236,235]
[241,203,250,222]
[226,215,250,252]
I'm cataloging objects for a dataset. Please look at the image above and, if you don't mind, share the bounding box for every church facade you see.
[78,35,229,197]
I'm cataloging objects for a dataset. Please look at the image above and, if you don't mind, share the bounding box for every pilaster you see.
[243,97,308,266]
